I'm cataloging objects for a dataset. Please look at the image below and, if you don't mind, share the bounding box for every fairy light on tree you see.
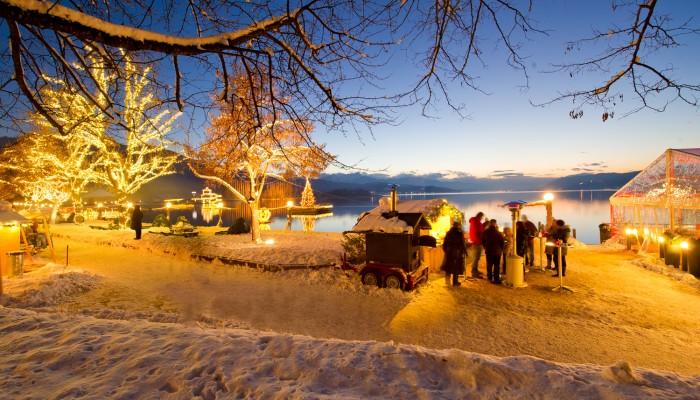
[94,52,182,206]
[0,127,98,222]
[300,178,316,207]
[188,67,334,242]
[25,49,181,214]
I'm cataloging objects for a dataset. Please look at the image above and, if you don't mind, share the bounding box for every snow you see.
[351,197,447,233]
[352,213,413,233]
[1,223,700,398]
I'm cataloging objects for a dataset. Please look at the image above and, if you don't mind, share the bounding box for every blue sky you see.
[320,0,700,178]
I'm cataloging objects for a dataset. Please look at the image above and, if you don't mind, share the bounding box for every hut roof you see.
[0,200,30,224]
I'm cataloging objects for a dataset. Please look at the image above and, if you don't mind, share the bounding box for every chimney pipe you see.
[390,185,397,214]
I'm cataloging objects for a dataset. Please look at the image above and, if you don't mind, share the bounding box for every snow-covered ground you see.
[1,223,699,399]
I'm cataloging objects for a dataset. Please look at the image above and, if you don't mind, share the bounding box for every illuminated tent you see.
[609,148,700,235]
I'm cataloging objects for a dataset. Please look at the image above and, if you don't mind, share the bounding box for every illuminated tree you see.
[0,130,76,222]
[94,54,182,205]
[188,69,333,242]
[27,49,182,208]
[300,178,316,207]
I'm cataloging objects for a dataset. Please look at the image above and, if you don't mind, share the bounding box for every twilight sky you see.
[320,0,700,178]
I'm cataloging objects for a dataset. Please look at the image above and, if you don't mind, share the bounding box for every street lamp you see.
[543,193,554,228]
[286,200,294,230]
[166,202,172,221]
[216,201,224,227]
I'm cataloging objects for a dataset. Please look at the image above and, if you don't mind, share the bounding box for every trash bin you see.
[6,251,23,277]
[598,223,612,244]
[665,243,680,268]
[687,238,700,278]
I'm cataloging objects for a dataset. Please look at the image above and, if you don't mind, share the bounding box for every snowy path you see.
[7,224,700,377]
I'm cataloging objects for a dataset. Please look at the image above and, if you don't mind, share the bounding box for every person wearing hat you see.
[521,214,538,267]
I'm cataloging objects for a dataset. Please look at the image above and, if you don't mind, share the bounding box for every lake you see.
[149,190,615,245]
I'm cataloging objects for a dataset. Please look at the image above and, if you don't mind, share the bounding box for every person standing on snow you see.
[441,221,467,286]
[544,218,558,269]
[551,219,571,277]
[130,205,144,240]
[521,214,538,267]
[468,211,485,278]
[482,219,505,284]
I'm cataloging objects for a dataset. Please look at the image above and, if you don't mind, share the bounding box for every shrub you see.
[151,214,172,227]
[227,217,250,234]
[341,232,366,265]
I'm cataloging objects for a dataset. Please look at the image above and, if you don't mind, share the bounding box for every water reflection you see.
[141,190,615,244]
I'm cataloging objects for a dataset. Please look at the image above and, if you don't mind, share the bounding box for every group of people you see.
[440,211,571,286]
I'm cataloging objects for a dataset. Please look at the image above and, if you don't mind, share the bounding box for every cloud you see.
[571,161,609,172]
[489,170,526,178]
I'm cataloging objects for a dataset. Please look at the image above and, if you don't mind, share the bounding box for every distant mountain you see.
[134,163,207,201]
[541,172,639,191]
[0,134,639,202]
[311,171,639,195]
[132,169,640,203]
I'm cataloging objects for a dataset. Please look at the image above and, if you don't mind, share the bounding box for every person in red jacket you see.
[468,211,485,278]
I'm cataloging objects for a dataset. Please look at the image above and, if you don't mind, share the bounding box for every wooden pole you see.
[19,225,34,264]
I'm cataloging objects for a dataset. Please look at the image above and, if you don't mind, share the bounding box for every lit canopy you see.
[609,148,700,232]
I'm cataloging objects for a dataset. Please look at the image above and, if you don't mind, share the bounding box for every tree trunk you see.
[50,202,61,224]
[250,201,261,242]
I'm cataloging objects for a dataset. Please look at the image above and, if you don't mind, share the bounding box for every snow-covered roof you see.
[0,201,30,224]
[352,198,441,233]
[352,213,413,233]
[374,197,445,214]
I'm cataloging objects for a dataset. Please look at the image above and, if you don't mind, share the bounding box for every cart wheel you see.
[361,272,380,287]
[384,274,404,290]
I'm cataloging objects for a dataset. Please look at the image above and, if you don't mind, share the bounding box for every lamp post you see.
[166,202,172,222]
[248,195,255,242]
[625,228,638,251]
[286,200,293,230]
[216,201,223,227]
[680,241,688,272]
[543,193,554,228]
[97,203,103,220]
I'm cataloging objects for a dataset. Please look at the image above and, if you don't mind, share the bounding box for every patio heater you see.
[503,200,527,288]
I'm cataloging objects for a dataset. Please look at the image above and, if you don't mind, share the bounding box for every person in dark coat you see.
[544,218,558,269]
[521,215,538,267]
[482,219,505,284]
[551,219,571,277]
[441,221,467,286]
[515,220,527,259]
[130,205,144,240]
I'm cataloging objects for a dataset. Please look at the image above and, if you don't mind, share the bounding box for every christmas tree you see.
[301,178,316,207]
